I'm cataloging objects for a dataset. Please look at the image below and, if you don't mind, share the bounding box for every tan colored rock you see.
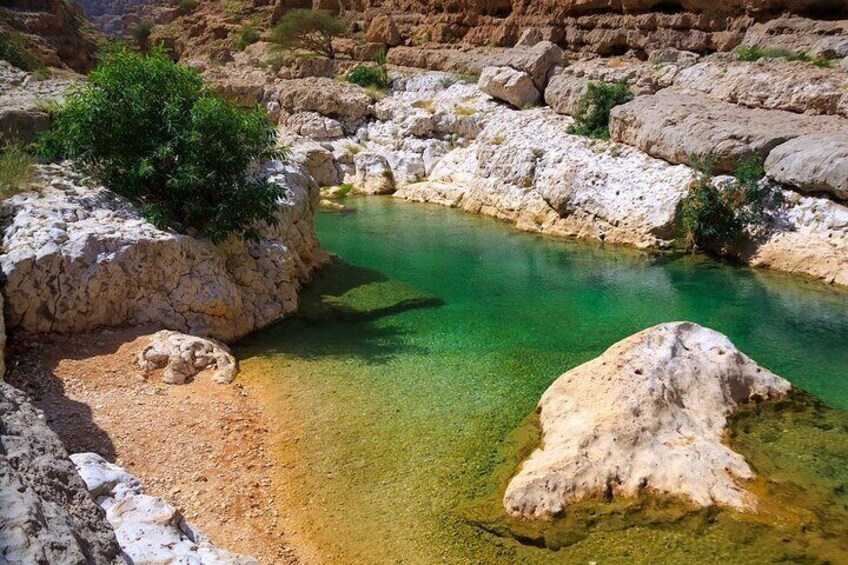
[285,112,345,139]
[0,61,73,144]
[544,73,588,116]
[673,56,848,117]
[478,66,541,108]
[504,322,792,519]
[609,91,845,173]
[272,77,375,122]
[366,14,401,46]
[137,330,238,385]
[765,134,848,201]
[515,28,542,47]
[354,152,396,194]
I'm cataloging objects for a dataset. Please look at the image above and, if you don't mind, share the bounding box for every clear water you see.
[237,197,848,564]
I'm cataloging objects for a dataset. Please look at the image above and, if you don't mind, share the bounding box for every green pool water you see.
[237,197,848,564]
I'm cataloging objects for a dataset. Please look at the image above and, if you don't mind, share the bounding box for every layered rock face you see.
[0,381,121,564]
[0,61,72,144]
[504,322,792,519]
[0,162,327,343]
[0,0,100,72]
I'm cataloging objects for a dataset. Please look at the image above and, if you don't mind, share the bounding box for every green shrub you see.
[0,31,47,73]
[130,20,155,51]
[681,154,774,254]
[735,45,765,61]
[178,0,199,11]
[568,81,633,139]
[38,47,286,243]
[270,9,347,59]
[0,142,34,199]
[813,57,835,68]
[235,26,260,51]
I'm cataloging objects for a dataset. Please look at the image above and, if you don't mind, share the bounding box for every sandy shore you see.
[5,327,299,565]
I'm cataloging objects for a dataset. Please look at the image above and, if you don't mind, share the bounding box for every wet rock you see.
[478,66,541,108]
[504,322,792,519]
[0,383,121,564]
[137,330,238,385]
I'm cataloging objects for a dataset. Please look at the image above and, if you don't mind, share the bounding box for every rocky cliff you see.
[0,0,100,72]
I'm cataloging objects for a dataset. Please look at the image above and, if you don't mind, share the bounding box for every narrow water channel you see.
[237,197,848,564]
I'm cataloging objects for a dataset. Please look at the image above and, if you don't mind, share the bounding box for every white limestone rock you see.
[137,330,238,385]
[71,453,257,565]
[504,322,792,519]
[354,152,396,194]
[765,134,848,201]
[284,112,344,139]
[0,161,328,342]
[478,66,541,109]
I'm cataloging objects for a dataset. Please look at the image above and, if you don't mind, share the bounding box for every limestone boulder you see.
[478,66,541,108]
[71,452,258,564]
[0,61,73,144]
[610,91,845,173]
[272,78,374,122]
[354,152,396,194]
[764,134,848,201]
[504,322,792,519]
[137,330,238,385]
[515,28,542,47]
[288,140,342,187]
[0,161,327,342]
[285,112,344,139]
[672,57,848,117]
[0,383,121,564]
[366,14,401,46]
[544,73,588,116]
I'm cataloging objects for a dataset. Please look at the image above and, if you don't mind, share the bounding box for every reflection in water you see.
[238,197,848,565]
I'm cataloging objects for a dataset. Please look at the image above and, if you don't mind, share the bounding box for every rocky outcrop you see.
[504,322,792,519]
[609,91,845,173]
[0,0,100,72]
[137,330,238,385]
[673,56,848,117]
[764,134,848,201]
[270,77,376,126]
[0,162,327,343]
[478,66,540,108]
[71,452,257,564]
[0,381,121,564]
[0,61,72,144]
[354,152,396,194]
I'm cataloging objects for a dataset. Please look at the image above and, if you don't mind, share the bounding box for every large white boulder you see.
[0,162,327,343]
[354,152,396,194]
[504,322,792,519]
[765,134,848,201]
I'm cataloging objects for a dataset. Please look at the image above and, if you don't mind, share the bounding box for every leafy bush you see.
[735,45,765,61]
[130,20,155,51]
[38,47,286,243]
[178,0,199,11]
[568,81,633,139]
[235,26,260,51]
[681,154,774,254]
[0,31,46,73]
[345,50,389,89]
[270,9,347,59]
[0,142,34,199]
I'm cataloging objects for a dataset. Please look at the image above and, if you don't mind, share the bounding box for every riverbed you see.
[238,197,848,564]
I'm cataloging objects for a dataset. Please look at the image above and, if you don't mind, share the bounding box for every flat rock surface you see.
[504,322,792,519]
[765,134,848,201]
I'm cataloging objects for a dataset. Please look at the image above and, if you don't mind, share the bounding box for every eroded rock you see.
[765,134,848,201]
[137,330,238,385]
[479,66,541,108]
[504,322,792,519]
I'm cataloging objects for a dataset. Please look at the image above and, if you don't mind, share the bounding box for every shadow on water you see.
[239,258,443,365]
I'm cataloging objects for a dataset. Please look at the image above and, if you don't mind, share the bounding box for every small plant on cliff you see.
[129,20,155,52]
[568,80,633,139]
[38,47,286,243]
[0,142,34,199]
[235,25,261,51]
[345,48,390,89]
[0,31,47,73]
[270,9,347,59]
[178,0,199,12]
[681,153,774,255]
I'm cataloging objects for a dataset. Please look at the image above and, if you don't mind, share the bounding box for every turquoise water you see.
[238,197,848,564]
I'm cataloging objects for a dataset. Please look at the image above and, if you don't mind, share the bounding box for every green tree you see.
[568,81,633,139]
[39,47,286,243]
[270,9,347,59]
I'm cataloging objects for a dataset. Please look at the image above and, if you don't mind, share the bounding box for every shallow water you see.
[237,197,848,564]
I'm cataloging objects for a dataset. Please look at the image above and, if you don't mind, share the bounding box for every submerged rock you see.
[137,330,238,385]
[504,322,791,519]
